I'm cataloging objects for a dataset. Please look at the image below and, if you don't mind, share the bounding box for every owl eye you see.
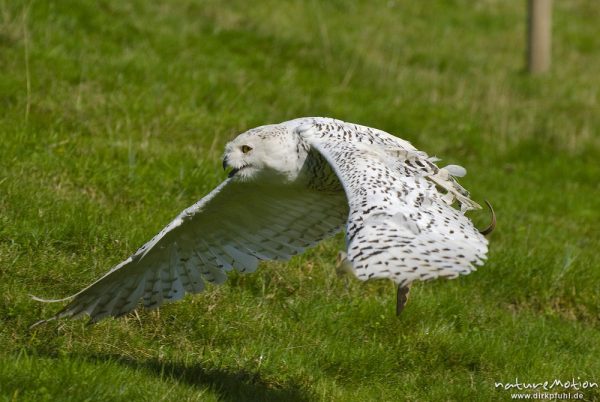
[241,145,253,154]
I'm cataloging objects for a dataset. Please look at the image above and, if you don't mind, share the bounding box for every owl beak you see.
[222,156,240,177]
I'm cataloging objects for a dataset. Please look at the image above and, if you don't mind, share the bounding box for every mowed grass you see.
[1,0,599,400]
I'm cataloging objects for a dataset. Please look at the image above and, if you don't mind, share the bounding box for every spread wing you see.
[299,121,488,288]
[33,179,348,325]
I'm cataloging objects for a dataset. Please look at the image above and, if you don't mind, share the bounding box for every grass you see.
[1,0,599,400]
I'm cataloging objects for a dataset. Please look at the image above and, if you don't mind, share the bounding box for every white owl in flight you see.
[32,117,494,326]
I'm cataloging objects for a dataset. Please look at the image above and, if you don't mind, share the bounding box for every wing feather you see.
[300,120,488,287]
[33,179,347,324]
[221,245,259,273]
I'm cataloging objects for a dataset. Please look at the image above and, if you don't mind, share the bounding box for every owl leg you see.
[396,284,411,316]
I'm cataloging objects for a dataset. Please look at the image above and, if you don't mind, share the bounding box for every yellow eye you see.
[241,145,253,154]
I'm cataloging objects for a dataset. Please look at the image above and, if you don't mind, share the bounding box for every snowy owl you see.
[32,117,495,326]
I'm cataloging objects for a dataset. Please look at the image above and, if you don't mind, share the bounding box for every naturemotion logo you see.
[494,378,598,392]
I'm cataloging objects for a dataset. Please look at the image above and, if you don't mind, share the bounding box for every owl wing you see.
[299,121,488,288]
[32,179,348,325]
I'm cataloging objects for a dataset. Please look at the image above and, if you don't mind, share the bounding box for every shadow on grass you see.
[89,353,312,402]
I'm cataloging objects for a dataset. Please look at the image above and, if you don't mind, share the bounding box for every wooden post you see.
[527,0,552,74]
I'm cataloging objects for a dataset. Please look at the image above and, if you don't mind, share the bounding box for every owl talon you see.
[479,200,496,236]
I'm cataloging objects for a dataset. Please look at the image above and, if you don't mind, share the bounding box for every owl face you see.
[222,125,306,182]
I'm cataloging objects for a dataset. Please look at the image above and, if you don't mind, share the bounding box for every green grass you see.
[1,0,599,400]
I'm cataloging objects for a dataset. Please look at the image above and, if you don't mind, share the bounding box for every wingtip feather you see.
[30,294,75,303]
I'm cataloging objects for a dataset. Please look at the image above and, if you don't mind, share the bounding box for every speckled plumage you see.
[33,117,489,325]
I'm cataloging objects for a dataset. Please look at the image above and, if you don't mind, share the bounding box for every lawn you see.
[1,0,599,401]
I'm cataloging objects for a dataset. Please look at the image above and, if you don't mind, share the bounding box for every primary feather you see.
[32,117,489,325]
